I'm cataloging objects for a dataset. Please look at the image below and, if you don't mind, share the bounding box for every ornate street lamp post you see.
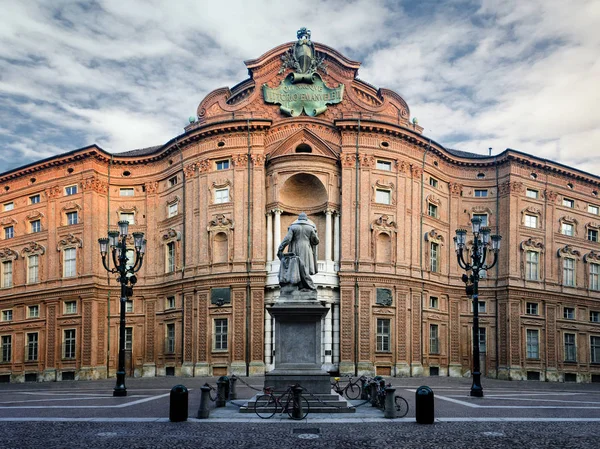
[98,220,146,397]
[454,217,501,397]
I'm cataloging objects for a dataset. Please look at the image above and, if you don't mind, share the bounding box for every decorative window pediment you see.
[559,216,578,235]
[372,180,395,205]
[208,214,235,232]
[424,229,444,244]
[61,203,81,213]
[371,215,397,233]
[426,194,441,206]
[26,211,44,220]
[521,238,545,252]
[210,179,233,205]
[162,228,182,243]
[557,245,581,259]
[0,248,18,261]
[584,251,600,263]
[167,195,180,206]
[21,242,45,257]
[57,233,83,250]
[0,217,17,227]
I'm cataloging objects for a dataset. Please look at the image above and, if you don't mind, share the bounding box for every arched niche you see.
[279,173,328,209]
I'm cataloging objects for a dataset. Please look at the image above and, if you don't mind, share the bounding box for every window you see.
[27,255,39,283]
[589,205,599,215]
[525,215,538,228]
[28,305,39,318]
[2,261,12,288]
[63,329,76,359]
[591,336,600,363]
[376,318,391,352]
[563,198,574,208]
[589,229,599,242]
[526,189,539,199]
[1,335,11,362]
[168,176,178,187]
[125,300,133,313]
[168,203,178,218]
[526,329,540,359]
[564,333,576,362]
[478,328,486,353]
[561,223,574,236]
[166,296,176,309]
[119,188,134,197]
[64,248,76,277]
[31,220,41,233]
[429,324,439,354]
[214,318,228,351]
[563,258,575,286]
[4,226,14,239]
[591,311,600,323]
[429,178,438,188]
[427,203,438,218]
[1,310,12,321]
[564,307,575,319]
[27,333,38,361]
[526,251,539,280]
[166,242,175,273]
[215,188,229,204]
[478,301,487,314]
[120,212,134,225]
[216,160,230,171]
[526,302,539,315]
[125,327,133,351]
[66,211,78,225]
[472,214,488,227]
[376,160,391,171]
[591,263,600,291]
[65,185,78,196]
[30,194,40,204]
[375,189,391,205]
[64,301,77,314]
[474,189,488,198]
[3,202,14,211]
[430,242,439,272]
[429,296,438,309]
[166,323,175,353]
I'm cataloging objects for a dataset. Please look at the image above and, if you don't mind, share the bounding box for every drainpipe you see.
[419,139,431,373]
[246,119,253,377]
[354,117,360,376]
[494,152,499,378]
[107,154,113,377]
[175,139,186,368]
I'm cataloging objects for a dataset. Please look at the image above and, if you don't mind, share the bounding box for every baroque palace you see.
[1,29,600,384]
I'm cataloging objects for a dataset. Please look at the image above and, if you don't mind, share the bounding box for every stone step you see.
[239,393,356,414]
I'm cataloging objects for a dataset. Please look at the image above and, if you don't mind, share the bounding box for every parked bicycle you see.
[369,378,409,418]
[331,374,364,399]
[254,384,310,420]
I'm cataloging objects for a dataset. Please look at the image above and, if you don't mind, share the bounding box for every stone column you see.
[334,212,340,262]
[325,209,333,262]
[265,308,272,366]
[273,209,282,260]
[333,303,340,365]
[266,211,273,263]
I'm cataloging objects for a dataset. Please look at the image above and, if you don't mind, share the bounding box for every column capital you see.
[272,208,283,215]
[325,208,335,215]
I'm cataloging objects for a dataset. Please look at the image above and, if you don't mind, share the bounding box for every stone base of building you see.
[395,363,411,377]
[338,362,355,375]
[545,369,560,382]
[230,362,247,376]
[142,363,156,377]
[410,363,424,377]
[357,362,374,376]
[76,366,106,381]
[249,361,265,376]
[181,362,194,377]
[194,362,210,376]
[41,369,57,382]
[449,364,463,377]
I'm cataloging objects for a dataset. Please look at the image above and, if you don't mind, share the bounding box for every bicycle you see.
[331,374,364,400]
[254,384,310,420]
[370,380,409,418]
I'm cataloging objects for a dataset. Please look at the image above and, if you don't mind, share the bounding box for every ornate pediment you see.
[0,248,18,261]
[557,245,581,259]
[208,214,234,232]
[521,238,545,251]
[162,228,181,242]
[426,194,441,206]
[371,215,396,232]
[584,251,600,263]
[57,233,83,250]
[268,127,338,159]
[21,242,45,256]
[424,229,444,243]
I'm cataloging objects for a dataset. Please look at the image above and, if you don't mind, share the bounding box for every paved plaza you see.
[1,376,599,447]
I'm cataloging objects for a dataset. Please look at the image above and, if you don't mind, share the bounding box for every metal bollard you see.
[169,384,189,422]
[415,385,435,424]
[370,382,378,407]
[229,375,237,400]
[291,384,304,420]
[384,387,396,418]
[197,385,211,419]
[216,376,229,407]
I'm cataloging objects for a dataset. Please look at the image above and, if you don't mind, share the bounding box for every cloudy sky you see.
[0,0,599,176]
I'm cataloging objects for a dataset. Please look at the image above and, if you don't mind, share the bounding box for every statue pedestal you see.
[265,299,331,394]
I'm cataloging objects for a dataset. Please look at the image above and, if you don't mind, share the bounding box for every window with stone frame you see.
[3,202,14,211]
[526,250,540,280]
[215,187,230,204]
[526,189,539,199]
[430,242,439,272]
[376,160,392,171]
[526,302,539,315]
[31,219,41,233]
[27,332,38,361]
[166,296,176,309]
[63,247,77,277]
[4,226,14,240]
[429,177,438,188]
[65,185,78,196]
[591,263,600,291]
[525,214,538,228]
[429,324,439,354]
[30,194,41,204]
[591,336,600,363]
[375,189,391,205]
[563,258,576,287]
[474,189,488,198]
[562,222,574,236]
[564,307,575,320]
[27,305,39,318]
[64,300,77,314]
[125,327,133,351]
[563,198,574,208]
[214,318,228,351]
[63,329,76,359]
[589,228,599,242]
[429,296,439,309]
[375,288,393,306]
[168,202,178,218]
[216,159,230,171]
[166,242,175,273]
[166,323,176,354]
[66,211,78,225]
[564,333,577,362]
[589,204,600,215]
[1,335,11,362]
[591,311,600,323]
[27,254,39,283]
[376,318,391,352]
[1,310,12,321]
[478,327,487,353]
[428,202,438,218]
[119,188,134,197]
[125,300,133,313]
[526,329,540,359]
[472,213,488,227]
[1,261,12,288]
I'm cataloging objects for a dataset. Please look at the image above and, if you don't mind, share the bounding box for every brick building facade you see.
[1,34,600,383]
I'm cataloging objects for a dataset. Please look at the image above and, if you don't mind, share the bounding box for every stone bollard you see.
[229,375,237,400]
[291,384,304,420]
[197,384,211,419]
[216,376,229,407]
[370,382,379,407]
[384,387,396,418]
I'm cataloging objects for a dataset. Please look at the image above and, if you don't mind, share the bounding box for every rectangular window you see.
[63,329,76,359]
[31,220,41,233]
[429,324,439,354]
[478,327,487,353]
[66,211,78,225]
[168,176,178,187]
[429,296,438,309]
[3,202,14,211]
[215,188,229,204]
[376,160,391,171]
[65,185,78,196]
[430,242,439,272]
[4,226,14,239]
[28,255,39,283]
[125,300,133,313]
[591,311,600,322]
[64,301,77,314]
[589,205,599,215]
[166,242,175,273]
[28,305,39,318]
[526,189,539,199]
[125,327,133,351]
[1,335,11,362]
[526,302,539,315]
[166,323,175,353]
[473,214,488,227]
[589,229,599,242]
[526,251,539,280]
[1,310,12,321]
[120,212,134,225]
[2,261,12,288]
[119,188,134,197]
[591,336,600,363]
[166,296,176,309]
[591,263,600,291]
[64,248,76,277]
[214,318,228,351]
[474,189,488,197]
[30,194,40,204]
[478,301,487,314]
[375,189,391,205]
[429,178,438,188]
[526,329,540,359]
[376,318,391,352]
[564,333,576,362]
[564,307,575,320]
[27,333,38,361]
[563,258,575,286]
[216,160,230,171]
[561,223,574,236]
[525,215,538,228]
[563,198,574,208]
[168,203,178,218]
[427,203,438,218]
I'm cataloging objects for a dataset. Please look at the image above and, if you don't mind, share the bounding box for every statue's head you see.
[298,212,308,221]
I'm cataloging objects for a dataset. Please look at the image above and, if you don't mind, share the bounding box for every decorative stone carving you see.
[81,176,108,193]
[232,154,248,168]
[210,179,233,205]
[252,154,266,167]
[520,238,545,251]
[371,215,397,232]
[424,229,444,243]
[162,228,182,242]
[395,160,410,175]
[208,214,234,230]
[198,160,210,173]
[21,242,45,256]
[545,190,558,203]
[360,154,375,168]
[557,245,581,259]
[56,233,83,250]
[341,154,357,168]
[411,166,423,178]
[0,217,17,226]
[45,185,62,199]
[183,163,197,178]
[144,182,158,194]
[0,248,18,261]
[426,194,441,206]
[26,210,44,220]
[584,251,600,263]
[449,182,463,196]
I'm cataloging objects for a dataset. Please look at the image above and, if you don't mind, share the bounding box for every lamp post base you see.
[470,373,484,397]
[113,386,127,397]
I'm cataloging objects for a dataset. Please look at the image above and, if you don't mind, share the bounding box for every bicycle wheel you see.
[286,395,310,420]
[254,394,279,419]
[394,395,409,418]
[345,383,361,400]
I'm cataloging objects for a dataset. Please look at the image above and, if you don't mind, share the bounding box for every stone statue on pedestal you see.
[277,212,319,292]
